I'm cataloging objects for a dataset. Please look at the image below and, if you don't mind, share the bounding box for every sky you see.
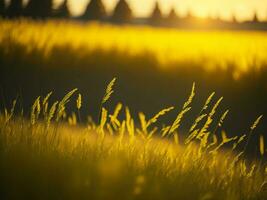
[15,0,267,21]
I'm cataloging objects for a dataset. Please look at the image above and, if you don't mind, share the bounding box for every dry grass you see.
[1,19,267,79]
[0,80,266,200]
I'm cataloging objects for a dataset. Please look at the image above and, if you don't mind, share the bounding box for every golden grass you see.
[0,79,266,200]
[1,19,267,78]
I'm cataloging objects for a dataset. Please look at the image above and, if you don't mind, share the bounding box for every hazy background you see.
[1,0,267,154]
[3,0,267,20]
[53,0,267,21]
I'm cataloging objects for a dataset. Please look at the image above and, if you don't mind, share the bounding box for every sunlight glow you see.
[2,21,267,76]
[52,0,267,21]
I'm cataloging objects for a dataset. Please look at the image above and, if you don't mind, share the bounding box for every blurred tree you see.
[167,7,178,21]
[82,0,106,20]
[232,15,237,23]
[168,7,177,20]
[213,14,222,23]
[185,9,193,20]
[111,0,132,23]
[252,12,259,23]
[149,1,163,24]
[25,0,53,19]
[0,0,5,17]
[232,14,237,23]
[55,0,70,18]
[24,0,39,18]
[6,0,23,18]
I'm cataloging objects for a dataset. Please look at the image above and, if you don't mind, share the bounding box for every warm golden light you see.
[54,0,267,22]
[2,20,267,77]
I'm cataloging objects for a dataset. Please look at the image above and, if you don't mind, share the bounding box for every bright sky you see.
[28,0,267,21]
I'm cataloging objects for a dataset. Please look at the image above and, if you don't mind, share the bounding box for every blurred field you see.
[0,85,266,200]
[0,19,267,137]
[1,19,267,76]
[1,20,267,198]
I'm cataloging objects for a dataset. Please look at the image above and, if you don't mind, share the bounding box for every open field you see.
[1,20,267,136]
[1,19,267,199]
[0,83,266,200]
[1,20,267,76]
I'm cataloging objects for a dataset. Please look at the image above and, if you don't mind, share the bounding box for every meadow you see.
[1,19,267,199]
[1,19,267,77]
[0,19,267,134]
[1,20,267,136]
[0,79,266,200]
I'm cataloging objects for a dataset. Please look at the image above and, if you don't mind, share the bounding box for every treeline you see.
[0,0,266,28]
[0,0,133,23]
[0,0,216,23]
[0,0,72,19]
[1,0,54,19]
